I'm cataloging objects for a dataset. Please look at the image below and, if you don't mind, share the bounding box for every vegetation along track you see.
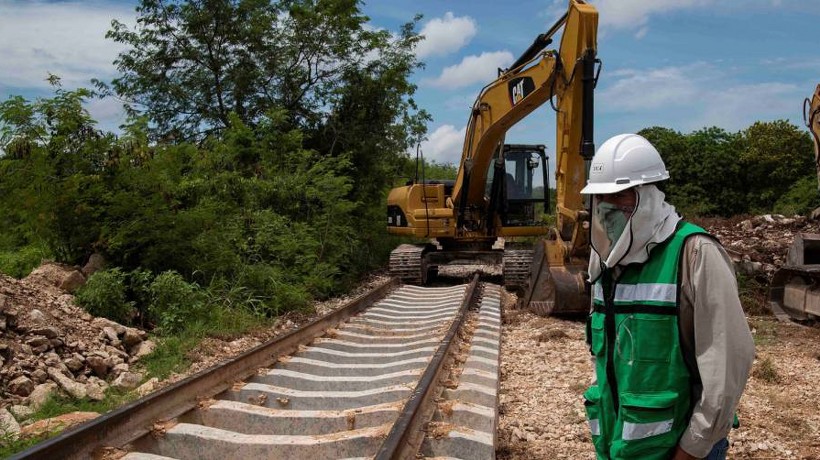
[12,275,503,460]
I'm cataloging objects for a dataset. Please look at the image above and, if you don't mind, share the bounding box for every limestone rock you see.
[29,326,61,338]
[8,375,34,397]
[112,363,130,377]
[0,408,21,440]
[136,377,159,397]
[91,318,125,335]
[20,412,98,438]
[9,405,34,422]
[30,368,48,384]
[85,382,105,401]
[86,355,111,378]
[47,367,87,400]
[25,262,86,294]
[64,356,84,373]
[131,340,156,360]
[81,253,106,277]
[27,309,47,325]
[102,327,119,343]
[58,270,86,293]
[122,328,143,348]
[112,372,142,390]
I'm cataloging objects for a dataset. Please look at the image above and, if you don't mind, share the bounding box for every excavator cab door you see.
[500,144,549,227]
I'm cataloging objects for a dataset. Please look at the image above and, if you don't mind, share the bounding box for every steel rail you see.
[11,278,399,460]
[374,274,480,460]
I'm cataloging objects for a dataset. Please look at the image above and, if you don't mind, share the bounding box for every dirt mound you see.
[0,263,154,414]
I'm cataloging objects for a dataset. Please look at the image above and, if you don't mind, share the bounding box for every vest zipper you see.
[602,270,620,414]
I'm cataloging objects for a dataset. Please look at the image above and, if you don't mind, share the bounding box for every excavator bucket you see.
[518,240,589,316]
[769,233,820,321]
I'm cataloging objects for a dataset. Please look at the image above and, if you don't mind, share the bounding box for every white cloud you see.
[0,1,133,90]
[420,124,465,164]
[86,96,128,132]
[415,12,477,59]
[696,82,800,130]
[590,0,711,31]
[424,51,514,89]
[599,63,710,111]
[598,62,804,132]
[557,0,819,36]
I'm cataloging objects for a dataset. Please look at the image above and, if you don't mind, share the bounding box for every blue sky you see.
[2,0,820,168]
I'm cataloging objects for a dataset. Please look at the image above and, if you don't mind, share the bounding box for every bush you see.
[148,271,205,334]
[737,273,769,316]
[75,268,134,324]
[0,244,49,278]
[773,175,820,216]
[753,356,782,384]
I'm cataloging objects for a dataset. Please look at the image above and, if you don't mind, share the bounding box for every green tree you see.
[0,81,116,263]
[101,0,421,142]
[738,120,814,213]
[641,126,744,216]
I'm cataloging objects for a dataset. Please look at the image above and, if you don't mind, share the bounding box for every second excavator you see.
[769,83,820,321]
[387,0,599,315]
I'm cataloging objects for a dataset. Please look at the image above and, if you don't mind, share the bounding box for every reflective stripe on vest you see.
[592,282,677,305]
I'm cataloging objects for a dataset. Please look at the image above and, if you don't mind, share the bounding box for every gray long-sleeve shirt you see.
[676,235,755,457]
[592,234,755,458]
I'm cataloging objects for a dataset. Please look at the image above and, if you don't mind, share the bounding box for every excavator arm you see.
[452,0,598,252]
[806,84,820,189]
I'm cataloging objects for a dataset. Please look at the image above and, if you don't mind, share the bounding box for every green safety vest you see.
[584,222,707,460]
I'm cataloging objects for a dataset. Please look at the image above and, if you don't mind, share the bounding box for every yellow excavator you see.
[769,83,820,321]
[387,0,598,316]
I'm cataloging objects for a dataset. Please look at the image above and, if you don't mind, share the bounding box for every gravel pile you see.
[0,263,156,439]
[694,214,820,279]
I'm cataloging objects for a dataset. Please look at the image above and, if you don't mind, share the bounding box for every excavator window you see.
[504,147,546,201]
[486,144,550,227]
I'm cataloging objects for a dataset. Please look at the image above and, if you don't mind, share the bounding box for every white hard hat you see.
[580,133,670,194]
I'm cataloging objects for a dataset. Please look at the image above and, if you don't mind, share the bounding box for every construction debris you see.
[694,214,820,279]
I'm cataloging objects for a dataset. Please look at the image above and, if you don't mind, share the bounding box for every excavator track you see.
[502,249,533,292]
[389,244,427,285]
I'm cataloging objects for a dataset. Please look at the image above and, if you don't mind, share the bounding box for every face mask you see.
[597,201,630,245]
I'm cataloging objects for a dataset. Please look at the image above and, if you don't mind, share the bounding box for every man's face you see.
[594,188,637,219]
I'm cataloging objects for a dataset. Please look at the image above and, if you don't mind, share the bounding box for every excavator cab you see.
[498,144,550,227]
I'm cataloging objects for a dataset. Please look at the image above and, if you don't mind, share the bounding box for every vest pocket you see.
[589,313,606,356]
[629,315,674,363]
[616,391,679,458]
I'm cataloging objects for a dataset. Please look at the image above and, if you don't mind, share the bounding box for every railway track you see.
[12,275,503,460]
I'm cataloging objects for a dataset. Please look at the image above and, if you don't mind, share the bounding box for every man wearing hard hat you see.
[580,134,755,460]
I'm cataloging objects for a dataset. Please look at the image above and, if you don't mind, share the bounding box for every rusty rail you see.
[374,274,480,460]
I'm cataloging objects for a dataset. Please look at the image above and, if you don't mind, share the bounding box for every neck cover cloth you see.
[588,184,681,283]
